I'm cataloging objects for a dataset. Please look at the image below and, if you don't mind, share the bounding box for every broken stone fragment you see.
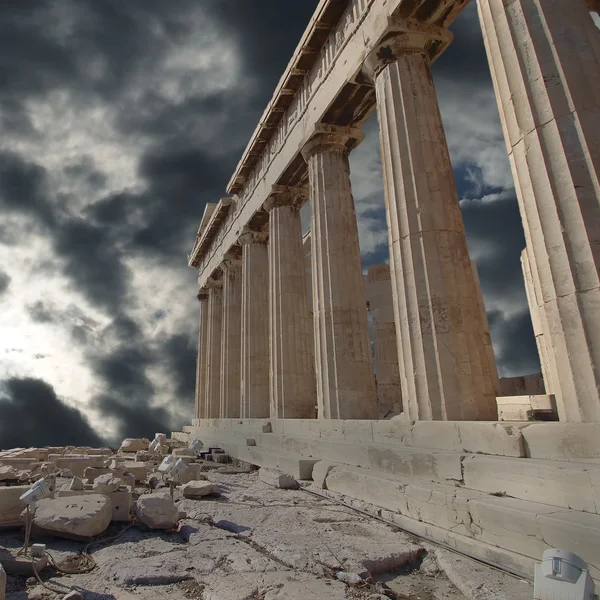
[92,473,123,494]
[69,476,84,491]
[62,591,84,600]
[258,468,297,489]
[181,480,216,499]
[135,493,179,529]
[30,494,111,540]
[119,438,149,453]
[172,448,196,458]
[0,465,19,481]
[135,450,157,463]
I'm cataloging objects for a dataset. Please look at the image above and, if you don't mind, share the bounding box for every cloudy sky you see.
[0,0,546,449]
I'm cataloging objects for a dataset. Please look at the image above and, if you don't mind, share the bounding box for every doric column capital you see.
[301,123,365,161]
[363,18,453,80]
[263,185,308,212]
[197,287,209,301]
[238,226,268,246]
[205,276,222,290]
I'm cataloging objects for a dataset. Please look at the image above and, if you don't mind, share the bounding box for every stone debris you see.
[62,591,84,600]
[135,493,179,529]
[92,473,123,494]
[0,466,19,482]
[181,480,216,498]
[258,467,297,489]
[0,562,5,600]
[69,476,84,491]
[31,494,112,540]
[119,438,149,453]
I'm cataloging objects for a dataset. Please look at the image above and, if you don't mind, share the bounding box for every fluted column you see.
[366,264,403,418]
[240,228,270,418]
[520,248,554,394]
[204,278,223,419]
[194,288,209,420]
[220,258,242,419]
[264,186,317,419]
[478,0,600,421]
[301,125,378,420]
[470,260,501,398]
[364,20,499,421]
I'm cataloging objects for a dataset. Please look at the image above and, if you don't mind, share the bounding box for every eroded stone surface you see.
[136,493,179,529]
[32,494,112,539]
[181,480,216,498]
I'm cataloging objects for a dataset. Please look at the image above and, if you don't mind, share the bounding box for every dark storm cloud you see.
[487,310,540,376]
[0,377,104,449]
[27,301,56,324]
[0,151,57,228]
[0,271,10,296]
[162,333,197,403]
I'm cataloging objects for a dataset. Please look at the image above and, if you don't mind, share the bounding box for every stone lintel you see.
[363,17,453,80]
[301,123,365,161]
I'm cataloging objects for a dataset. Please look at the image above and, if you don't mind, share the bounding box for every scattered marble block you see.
[0,466,19,482]
[119,438,149,453]
[0,549,47,577]
[172,448,196,458]
[258,468,297,489]
[32,495,111,540]
[136,493,179,529]
[93,473,123,494]
[182,481,216,499]
[0,485,31,528]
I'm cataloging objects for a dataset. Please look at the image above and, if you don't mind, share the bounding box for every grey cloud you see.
[0,271,10,296]
[0,377,104,449]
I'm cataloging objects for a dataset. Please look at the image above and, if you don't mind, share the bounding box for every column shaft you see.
[478,0,600,421]
[220,260,242,419]
[204,281,223,419]
[266,189,317,418]
[194,291,209,420]
[240,231,270,418]
[365,24,499,420]
[302,125,378,420]
[366,264,403,418]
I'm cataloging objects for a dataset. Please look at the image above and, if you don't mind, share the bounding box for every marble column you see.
[520,248,554,394]
[478,0,600,421]
[220,258,242,419]
[264,186,317,419]
[364,20,499,421]
[204,278,223,419]
[301,125,378,420]
[239,228,270,418]
[194,289,209,420]
[366,264,403,418]
[470,260,501,398]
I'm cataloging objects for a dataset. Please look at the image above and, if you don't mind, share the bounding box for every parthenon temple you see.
[184,0,600,582]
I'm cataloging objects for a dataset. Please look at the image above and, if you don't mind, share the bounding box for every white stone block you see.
[258,468,297,489]
[182,481,216,498]
[0,485,30,528]
[463,455,599,513]
[468,496,558,558]
[537,510,600,581]
[522,423,600,460]
[136,494,179,529]
[32,495,112,539]
[311,461,337,489]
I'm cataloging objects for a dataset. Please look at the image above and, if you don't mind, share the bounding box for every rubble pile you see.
[0,437,533,600]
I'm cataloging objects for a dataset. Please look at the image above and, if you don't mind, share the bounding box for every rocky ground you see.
[1,469,534,600]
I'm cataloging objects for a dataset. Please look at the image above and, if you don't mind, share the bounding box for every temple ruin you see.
[185,0,600,584]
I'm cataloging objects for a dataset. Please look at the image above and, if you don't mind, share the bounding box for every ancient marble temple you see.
[188,0,600,425]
